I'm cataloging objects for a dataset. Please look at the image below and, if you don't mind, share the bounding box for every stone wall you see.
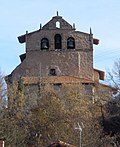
[8,15,94,83]
[26,29,92,52]
[10,49,93,81]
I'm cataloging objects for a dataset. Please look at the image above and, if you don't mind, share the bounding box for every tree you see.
[0,74,116,147]
[0,82,111,147]
[108,58,120,90]
[102,59,120,146]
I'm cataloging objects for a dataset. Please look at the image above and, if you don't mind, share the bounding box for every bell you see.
[68,41,74,48]
[42,42,48,49]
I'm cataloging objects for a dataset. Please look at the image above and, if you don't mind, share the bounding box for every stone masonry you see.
[5,14,115,106]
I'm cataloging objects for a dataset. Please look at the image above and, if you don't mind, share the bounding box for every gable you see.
[42,16,73,30]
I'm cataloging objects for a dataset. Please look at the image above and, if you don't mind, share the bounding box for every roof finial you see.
[90,27,92,34]
[57,11,59,16]
[40,23,42,30]
[26,30,28,34]
[73,23,75,29]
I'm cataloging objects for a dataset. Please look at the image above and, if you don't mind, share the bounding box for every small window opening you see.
[82,83,93,95]
[67,37,75,49]
[49,69,57,76]
[53,83,62,91]
[56,21,60,28]
[41,38,49,50]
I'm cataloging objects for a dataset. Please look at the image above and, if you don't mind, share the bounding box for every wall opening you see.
[56,21,60,28]
[54,34,62,49]
[41,38,49,50]
[53,83,62,91]
[67,37,75,49]
[49,69,57,76]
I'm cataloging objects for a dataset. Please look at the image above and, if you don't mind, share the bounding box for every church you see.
[5,13,115,106]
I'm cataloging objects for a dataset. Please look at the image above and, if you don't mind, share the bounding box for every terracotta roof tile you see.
[47,140,76,147]
[94,69,105,80]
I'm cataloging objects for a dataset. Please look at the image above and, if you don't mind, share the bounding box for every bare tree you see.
[102,59,120,146]
[108,58,120,90]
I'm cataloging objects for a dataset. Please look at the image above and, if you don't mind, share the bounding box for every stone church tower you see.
[5,14,114,106]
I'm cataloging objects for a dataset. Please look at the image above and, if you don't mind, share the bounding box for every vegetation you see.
[0,65,120,146]
[0,84,109,146]
[102,58,120,146]
[108,58,120,90]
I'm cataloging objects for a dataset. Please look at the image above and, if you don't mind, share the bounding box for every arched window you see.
[54,34,62,49]
[56,21,60,28]
[41,38,49,50]
[67,37,75,49]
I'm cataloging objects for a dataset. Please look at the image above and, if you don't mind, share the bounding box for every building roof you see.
[47,140,76,147]
[93,38,99,45]
[42,15,73,30]
[94,69,105,80]
[17,15,99,45]
[99,83,117,92]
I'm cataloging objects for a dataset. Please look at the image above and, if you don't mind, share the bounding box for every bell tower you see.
[14,14,98,81]
[5,14,105,107]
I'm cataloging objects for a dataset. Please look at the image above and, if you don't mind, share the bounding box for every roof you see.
[47,140,76,147]
[17,15,99,45]
[99,83,117,92]
[18,15,73,44]
[18,34,26,43]
[42,15,73,30]
[22,76,94,85]
[94,69,105,80]
[93,38,99,45]
[19,53,26,62]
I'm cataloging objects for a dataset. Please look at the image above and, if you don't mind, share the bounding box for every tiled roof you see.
[93,38,99,45]
[99,83,117,91]
[47,140,76,147]
[94,69,105,80]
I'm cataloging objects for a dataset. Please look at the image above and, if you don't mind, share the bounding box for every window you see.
[56,21,60,28]
[41,38,49,50]
[82,83,93,95]
[54,34,62,49]
[49,69,57,76]
[67,37,75,49]
[53,83,62,91]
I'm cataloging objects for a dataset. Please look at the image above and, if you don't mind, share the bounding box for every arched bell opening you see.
[41,38,49,50]
[67,37,75,49]
[54,34,62,49]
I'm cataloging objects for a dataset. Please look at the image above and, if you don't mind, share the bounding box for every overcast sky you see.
[0,0,120,77]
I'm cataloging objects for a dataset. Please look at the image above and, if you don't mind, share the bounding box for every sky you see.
[0,0,120,78]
